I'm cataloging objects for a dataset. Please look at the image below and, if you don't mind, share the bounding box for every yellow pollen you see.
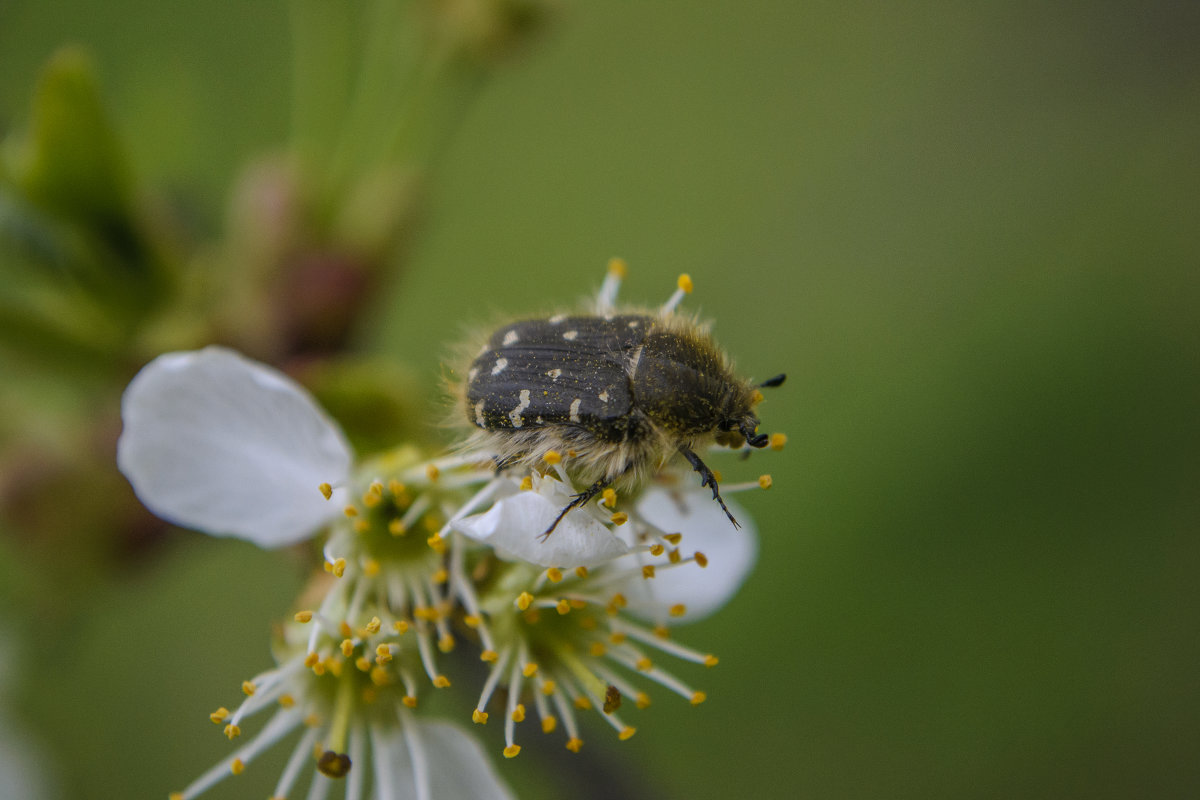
[611,511,629,525]
[426,534,446,553]
[362,492,381,509]
[751,389,765,404]
[556,599,571,615]
[365,616,382,634]
[758,474,773,489]
[543,450,562,465]
[516,592,534,611]
[294,610,313,623]
[370,666,390,686]
[574,696,593,710]
[642,565,656,579]
[422,514,441,533]
[341,639,355,657]
[636,692,652,709]
[388,479,406,496]
[369,480,384,495]
[542,715,558,734]
[712,469,723,482]
[209,707,229,724]
[319,483,333,500]
[481,649,499,662]
[611,593,627,608]
[691,691,708,705]
[608,256,628,278]
[311,662,326,676]
[704,654,719,667]
[695,551,709,568]
[362,559,380,578]
[512,703,526,722]
[472,709,489,724]
[575,566,589,578]
[669,603,687,617]
[279,694,295,708]
[433,675,451,688]
[770,432,787,451]
[649,543,664,556]
[619,727,638,741]
[388,519,406,536]
[413,606,436,622]
[519,476,533,491]
[464,614,482,628]
[304,653,320,668]
[394,620,410,634]
[677,273,693,293]
[654,624,671,639]
[609,632,627,645]
[668,548,682,564]
[663,533,683,545]
[503,745,521,758]
[170,793,183,800]
[355,656,371,672]
[375,644,392,663]
[570,598,586,609]
[523,663,539,678]
[224,723,241,740]
[402,696,418,708]
[601,488,617,507]
[328,657,345,677]
[304,713,321,727]
[546,567,564,583]
[568,449,578,458]
[438,634,455,653]
[339,621,353,637]
[432,568,449,584]
[230,758,245,775]
[589,642,607,657]
[541,680,557,695]
[636,657,653,672]
[566,737,584,753]
[353,518,371,533]
[343,505,358,517]
[425,464,440,481]
[331,558,347,578]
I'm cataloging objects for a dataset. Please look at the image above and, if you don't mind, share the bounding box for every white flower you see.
[117,346,353,547]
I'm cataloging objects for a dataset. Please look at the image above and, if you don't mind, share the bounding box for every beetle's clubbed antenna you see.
[758,373,786,389]
[595,257,627,314]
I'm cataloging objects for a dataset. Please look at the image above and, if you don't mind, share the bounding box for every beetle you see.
[456,274,783,538]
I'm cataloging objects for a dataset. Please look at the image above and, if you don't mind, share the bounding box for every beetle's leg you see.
[541,477,608,540]
[679,445,740,529]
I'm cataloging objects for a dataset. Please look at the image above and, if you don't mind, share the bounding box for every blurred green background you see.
[2,1,1198,799]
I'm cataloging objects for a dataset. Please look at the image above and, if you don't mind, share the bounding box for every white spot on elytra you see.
[536,416,544,424]
[491,358,508,375]
[563,330,578,341]
[569,397,582,423]
[509,390,531,428]
[546,368,562,380]
[468,367,479,382]
[474,400,486,427]
[502,330,519,346]
[598,390,610,403]
[628,320,640,328]
[549,314,566,325]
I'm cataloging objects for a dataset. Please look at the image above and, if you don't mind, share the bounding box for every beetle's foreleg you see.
[541,477,608,540]
[679,445,740,529]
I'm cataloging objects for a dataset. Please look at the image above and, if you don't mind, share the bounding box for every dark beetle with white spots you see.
[457,274,784,538]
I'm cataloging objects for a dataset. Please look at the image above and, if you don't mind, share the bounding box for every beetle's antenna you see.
[758,373,786,389]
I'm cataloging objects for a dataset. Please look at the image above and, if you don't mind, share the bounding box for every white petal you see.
[454,485,629,568]
[620,487,758,622]
[117,347,352,547]
[374,720,515,800]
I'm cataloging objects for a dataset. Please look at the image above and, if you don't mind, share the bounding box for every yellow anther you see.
[343,505,358,518]
[331,558,347,578]
[546,567,564,583]
[278,694,295,708]
[512,704,526,722]
[695,551,709,568]
[461,614,480,628]
[635,692,652,709]
[540,679,557,695]
[703,654,719,667]
[413,606,436,622]
[422,514,441,533]
[293,610,313,623]
[438,634,455,653]
[369,481,384,496]
[601,488,618,508]
[751,389,765,404]
[304,653,320,668]
[472,709,489,724]
[589,641,607,657]
[340,639,355,657]
[556,599,571,615]
[209,707,229,724]
[578,616,597,630]
[375,643,392,663]
[663,533,683,545]
[607,256,628,278]
[170,793,183,800]
[353,518,372,534]
[619,727,637,741]
[574,696,593,710]
[304,713,321,728]
[542,715,558,734]
[609,632,627,645]
[503,745,521,758]
[519,476,533,491]
[758,474,773,489]
[339,621,353,637]
[566,737,584,752]
[362,492,381,509]
[388,519,406,536]
[362,559,380,578]
[365,616,382,634]
[642,565,656,579]
[523,663,539,678]
[393,620,410,634]
[654,624,671,639]
[319,483,333,500]
[426,534,446,553]
[224,723,241,740]
[311,662,326,676]
[402,696,418,708]
[649,543,665,556]
[425,464,440,481]
[361,687,378,704]
[668,548,682,564]
[355,656,371,672]
[432,568,449,584]
[611,511,629,525]
[636,657,653,672]
[669,603,687,617]
[524,609,541,624]
[230,758,245,775]
[433,675,451,688]
[677,273,693,293]
[543,450,562,465]
[575,566,589,578]
[388,479,406,496]
[770,432,787,451]
[370,666,390,686]
[516,592,534,611]
[481,649,499,663]
[611,593,627,608]
[691,691,707,705]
